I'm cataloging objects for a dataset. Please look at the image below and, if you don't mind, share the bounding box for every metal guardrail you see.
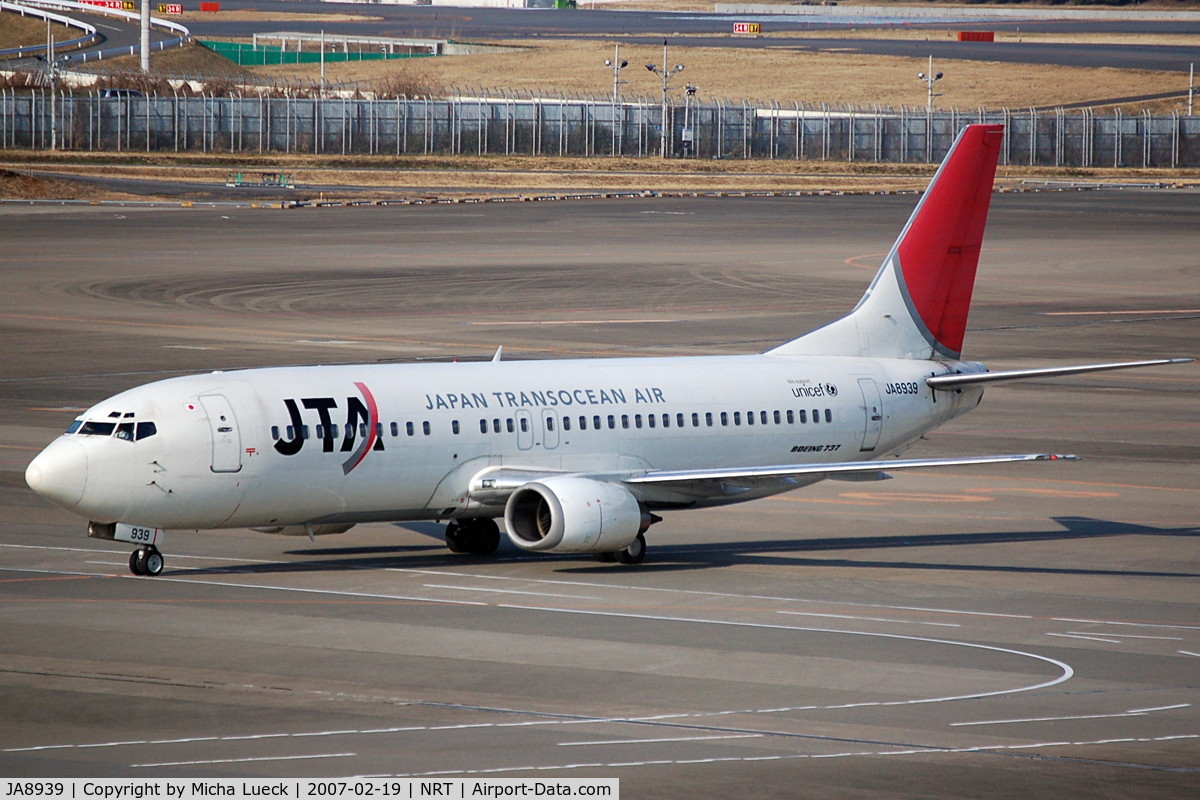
[14,0,190,62]
[0,0,99,58]
[0,92,1197,168]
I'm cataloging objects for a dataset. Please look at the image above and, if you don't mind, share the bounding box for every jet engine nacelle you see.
[504,477,648,554]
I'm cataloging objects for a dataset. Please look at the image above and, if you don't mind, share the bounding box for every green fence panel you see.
[200,40,428,66]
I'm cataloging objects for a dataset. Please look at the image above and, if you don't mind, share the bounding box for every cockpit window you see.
[136,421,157,441]
[78,421,116,436]
[66,419,83,434]
[115,422,135,441]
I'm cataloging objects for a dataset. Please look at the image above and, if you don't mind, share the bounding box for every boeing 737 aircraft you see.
[24,124,1190,576]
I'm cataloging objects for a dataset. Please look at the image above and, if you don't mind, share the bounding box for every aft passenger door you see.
[541,409,559,449]
[857,378,883,452]
[198,394,242,472]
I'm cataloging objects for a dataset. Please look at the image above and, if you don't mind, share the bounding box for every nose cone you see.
[26,438,88,509]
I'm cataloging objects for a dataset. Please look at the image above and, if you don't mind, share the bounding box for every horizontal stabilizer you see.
[624,453,1078,486]
[927,358,1193,390]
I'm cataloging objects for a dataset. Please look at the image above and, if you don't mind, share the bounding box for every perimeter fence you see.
[3,90,1199,167]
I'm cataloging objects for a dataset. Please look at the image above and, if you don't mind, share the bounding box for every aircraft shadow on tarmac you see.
[159,516,1200,580]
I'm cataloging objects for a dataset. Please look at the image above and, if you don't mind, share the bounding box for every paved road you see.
[178,0,1200,71]
[5,9,175,70]
[0,191,1197,795]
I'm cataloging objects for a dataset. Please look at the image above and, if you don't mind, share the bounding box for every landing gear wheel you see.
[143,547,164,577]
[129,549,146,576]
[593,551,617,563]
[469,519,501,556]
[445,523,470,554]
[617,533,646,565]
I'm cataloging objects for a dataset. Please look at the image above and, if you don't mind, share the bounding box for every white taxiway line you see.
[386,567,1033,620]
[376,734,1200,778]
[558,734,761,747]
[1128,704,1192,714]
[491,602,1075,706]
[1179,650,1200,658]
[777,610,960,628]
[155,575,491,608]
[0,542,272,564]
[3,563,1076,713]
[0,566,112,579]
[1052,617,1200,632]
[131,753,356,768]
[1046,632,1122,644]
[951,704,1190,727]
[1066,631,1182,641]
[423,583,602,601]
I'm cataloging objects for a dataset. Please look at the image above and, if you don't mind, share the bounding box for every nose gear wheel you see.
[129,546,165,577]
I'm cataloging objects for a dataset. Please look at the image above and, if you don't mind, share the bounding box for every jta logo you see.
[273,382,383,474]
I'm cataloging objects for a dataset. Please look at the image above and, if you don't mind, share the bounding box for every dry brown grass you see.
[0,10,75,52]
[240,39,1189,113]
[373,67,443,100]
[9,155,1198,201]
[0,168,142,200]
[92,41,257,79]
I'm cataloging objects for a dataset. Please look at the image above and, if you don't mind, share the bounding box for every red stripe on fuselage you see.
[345,381,378,474]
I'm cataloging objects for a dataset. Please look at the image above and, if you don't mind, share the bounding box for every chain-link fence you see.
[4,89,1198,167]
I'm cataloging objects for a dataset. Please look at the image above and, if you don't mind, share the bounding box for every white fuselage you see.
[36,354,983,531]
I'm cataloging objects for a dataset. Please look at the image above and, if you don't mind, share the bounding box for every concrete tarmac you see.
[0,191,1197,796]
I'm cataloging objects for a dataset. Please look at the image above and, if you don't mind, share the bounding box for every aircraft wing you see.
[927,358,1192,390]
[623,453,1078,486]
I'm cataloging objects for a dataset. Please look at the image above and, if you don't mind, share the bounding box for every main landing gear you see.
[445,518,502,556]
[129,545,164,577]
[593,533,646,565]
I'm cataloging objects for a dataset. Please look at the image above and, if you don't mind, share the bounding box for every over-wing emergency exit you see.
[24,125,1191,575]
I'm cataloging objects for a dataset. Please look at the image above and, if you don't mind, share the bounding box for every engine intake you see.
[504,477,649,554]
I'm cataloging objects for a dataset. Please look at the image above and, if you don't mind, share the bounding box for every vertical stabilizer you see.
[770,124,1003,360]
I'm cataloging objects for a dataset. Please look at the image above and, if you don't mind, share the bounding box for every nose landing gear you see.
[129,546,164,577]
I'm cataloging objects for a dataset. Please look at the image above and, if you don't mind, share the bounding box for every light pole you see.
[604,45,628,156]
[140,0,150,73]
[917,55,942,113]
[645,38,684,158]
[682,83,697,157]
[1180,61,1190,117]
[604,44,627,103]
[46,41,71,151]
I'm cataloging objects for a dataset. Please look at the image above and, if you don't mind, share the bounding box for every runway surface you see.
[0,191,1197,796]
[183,1,1200,72]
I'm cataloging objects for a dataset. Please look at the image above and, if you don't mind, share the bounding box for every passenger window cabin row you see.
[269,407,836,442]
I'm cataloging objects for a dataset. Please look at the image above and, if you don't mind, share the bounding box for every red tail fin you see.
[770,124,1003,361]
[895,124,1003,357]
